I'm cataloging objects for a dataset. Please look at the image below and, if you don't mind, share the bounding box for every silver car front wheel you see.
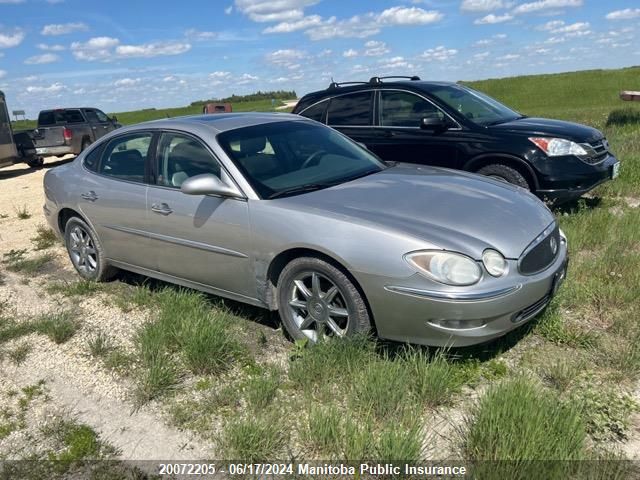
[278,257,372,343]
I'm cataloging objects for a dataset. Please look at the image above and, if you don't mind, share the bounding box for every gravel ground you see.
[0,157,213,460]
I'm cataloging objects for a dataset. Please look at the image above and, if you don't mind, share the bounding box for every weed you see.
[535,305,597,349]
[35,312,79,344]
[375,420,424,462]
[573,386,638,443]
[8,342,31,365]
[88,332,112,357]
[31,225,58,250]
[606,108,640,127]
[302,406,343,458]
[47,280,103,297]
[14,205,31,220]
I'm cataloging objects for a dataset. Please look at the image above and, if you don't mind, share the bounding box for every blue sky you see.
[0,0,639,117]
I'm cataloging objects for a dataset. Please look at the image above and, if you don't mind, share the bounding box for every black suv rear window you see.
[327,92,373,126]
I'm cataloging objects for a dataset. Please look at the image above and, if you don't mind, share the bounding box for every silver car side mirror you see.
[180,174,244,198]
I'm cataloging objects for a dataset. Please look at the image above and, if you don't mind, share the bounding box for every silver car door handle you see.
[92,126,97,130]
[151,203,173,215]
[81,191,98,201]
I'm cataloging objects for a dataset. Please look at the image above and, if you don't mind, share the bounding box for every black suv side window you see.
[99,133,152,183]
[327,92,373,126]
[299,100,328,123]
[380,91,443,128]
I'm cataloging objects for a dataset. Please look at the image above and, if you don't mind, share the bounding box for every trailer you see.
[0,91,41,170]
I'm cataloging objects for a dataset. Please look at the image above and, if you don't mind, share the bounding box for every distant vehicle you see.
[44,113,568,347]
[202,103,232,114]
[293,76,620,204]
[0,90,42,169]
[32,108,120,158]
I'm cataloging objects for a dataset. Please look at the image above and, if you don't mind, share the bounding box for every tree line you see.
[190,90,297,106]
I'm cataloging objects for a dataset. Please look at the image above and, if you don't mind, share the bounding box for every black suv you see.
[293,76,619,203]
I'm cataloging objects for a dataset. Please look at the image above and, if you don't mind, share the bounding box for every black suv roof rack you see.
[328,81,369,90]
[369,75,421,84]
[327,76,421,90]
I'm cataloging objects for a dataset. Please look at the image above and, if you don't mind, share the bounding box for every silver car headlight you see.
[405,251,481,286]
[529,137,588,157]
[482,249,508,277]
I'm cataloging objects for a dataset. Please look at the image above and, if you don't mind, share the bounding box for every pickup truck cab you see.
[0,90,41,169]
[33,108,120,158]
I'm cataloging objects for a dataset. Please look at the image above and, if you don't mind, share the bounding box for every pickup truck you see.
[0,90,41,169]
[32,108,120,158]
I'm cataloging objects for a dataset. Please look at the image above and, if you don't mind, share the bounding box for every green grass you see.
[465,377,586,479]
[2,248,54,274]
[0,312,79,346]
[87,332,112,357]
[30,225,58,251]
[133,288,248,403]
[7,342,31,365]
[221,414,288,461]
[47,280,104,297]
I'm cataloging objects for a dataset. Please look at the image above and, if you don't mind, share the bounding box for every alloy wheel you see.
[288,271,351,342]
[68,225,98,273]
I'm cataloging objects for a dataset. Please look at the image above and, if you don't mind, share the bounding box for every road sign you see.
[12,110,25,116]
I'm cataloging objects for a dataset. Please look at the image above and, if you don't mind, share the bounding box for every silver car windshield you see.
[217,121,385,199]
[429,85,523,126]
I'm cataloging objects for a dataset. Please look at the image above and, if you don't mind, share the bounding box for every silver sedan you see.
[43,113,568,347]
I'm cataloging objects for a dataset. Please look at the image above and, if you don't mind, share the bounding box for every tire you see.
[64,216,117,282]
[277,256,371,343]
[26,157,44,169]
[80,139,91,152]
[476,163,531,190]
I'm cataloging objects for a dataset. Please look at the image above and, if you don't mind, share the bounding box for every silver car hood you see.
[276,164,554,259]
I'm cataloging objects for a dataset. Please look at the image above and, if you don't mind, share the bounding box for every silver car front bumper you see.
[357,244,568,347]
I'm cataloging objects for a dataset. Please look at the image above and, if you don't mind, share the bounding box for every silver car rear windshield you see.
[217,120,385,199]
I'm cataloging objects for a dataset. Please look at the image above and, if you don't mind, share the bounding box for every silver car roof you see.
[125,112,305,134]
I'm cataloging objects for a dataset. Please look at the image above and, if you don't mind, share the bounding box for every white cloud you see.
[26,82,66,94]
[474,13,513,24]
[116,42,191,58]
[364,40,389,56]
[37,43,65,51]
[552,21,589,34]
[185,29,218,40]
[225,5,233,14]
[473,51,490,59]
[378,55,415,70]
[0,70,6,79]
[343,48,358,57]
[266,49,305,70]
[512,0,582,15]
[234,0,319,22]
[497,53,520,60]
[41,22,88,36]
[421,45,458,61]
[210,71,232,78]
[461,0,507,12]
[163,75,177,82]
[605,9,640,21]
[536,20,564,30]
[376,6,443,25]
[237,73,258,84]
[25,53,60,64]
[0,29,25,48]
[0,0,24,3]
[71,37,190,61]
[263,15,322,33]
[114,77,141,87]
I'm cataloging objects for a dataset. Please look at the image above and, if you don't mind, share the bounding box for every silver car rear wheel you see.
[277,257,372,343]
[68,225,98,273]
[64,216,117,282]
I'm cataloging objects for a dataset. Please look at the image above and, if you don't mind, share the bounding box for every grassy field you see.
[4,67,640,474]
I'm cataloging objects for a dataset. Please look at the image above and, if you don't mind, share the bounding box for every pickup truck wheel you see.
[277,257,371,343]
[476,163,530,190]
[64,217,117,282]
[27,157,44,169]
[81,139,91,152]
